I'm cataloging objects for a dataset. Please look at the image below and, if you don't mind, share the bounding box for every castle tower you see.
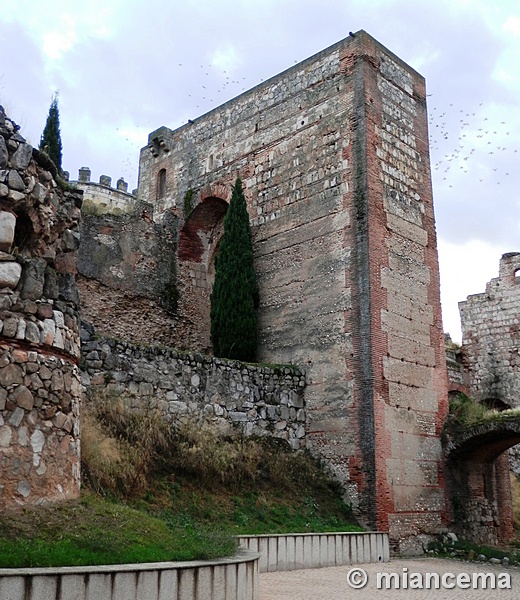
[0,107,83,508]
[135,31,448,553]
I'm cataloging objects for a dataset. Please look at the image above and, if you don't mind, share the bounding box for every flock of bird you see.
[428,100,518,191]
[111,59,519,194]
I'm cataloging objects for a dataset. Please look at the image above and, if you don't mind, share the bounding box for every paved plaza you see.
[260,558,519,599]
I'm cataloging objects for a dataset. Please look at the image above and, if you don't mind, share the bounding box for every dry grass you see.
[81,395,173,497]
[81,391,343,502]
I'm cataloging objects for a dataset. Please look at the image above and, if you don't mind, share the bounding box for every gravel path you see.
[259,558,518,599]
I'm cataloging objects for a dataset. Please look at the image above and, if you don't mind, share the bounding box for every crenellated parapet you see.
[72,167,138,216]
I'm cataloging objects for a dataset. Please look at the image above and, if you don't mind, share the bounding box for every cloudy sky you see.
[1,0,519,341]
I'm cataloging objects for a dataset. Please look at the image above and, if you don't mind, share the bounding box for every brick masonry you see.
[131,31,448,553]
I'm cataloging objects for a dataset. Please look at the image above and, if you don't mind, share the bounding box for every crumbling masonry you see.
[78,31,448,554]
[2,30,518,554]
[0,107,82,508]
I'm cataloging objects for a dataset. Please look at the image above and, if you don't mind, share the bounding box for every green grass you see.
[428,538,520,564]
[445,393,520,431]
[0,397,360,568]
[0,493,236,568]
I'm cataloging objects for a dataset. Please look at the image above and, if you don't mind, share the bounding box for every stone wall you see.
[132,31,447,552]
[77,203,179,347]
[445,334,470,396]
[73,167,138,216]
[81,332,306,447]
[460,252,520,408]
[445,452,513,546]
[0,106,82,508]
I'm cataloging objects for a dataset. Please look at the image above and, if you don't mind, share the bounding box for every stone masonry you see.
[81,331,306,447]
[127,31,448,553]
[0,106,83,508]
[460,252,520,408]
[447,253,520,545]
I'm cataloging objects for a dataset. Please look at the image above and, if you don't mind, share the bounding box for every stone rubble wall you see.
[0,105,82,509]
[81,333,307,448]
[460,253,520,407]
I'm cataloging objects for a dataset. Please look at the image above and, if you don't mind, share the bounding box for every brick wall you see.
[134,31,448,551]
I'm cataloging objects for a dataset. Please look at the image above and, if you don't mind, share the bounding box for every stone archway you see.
[176,197,228,352]
[444,418,520,545]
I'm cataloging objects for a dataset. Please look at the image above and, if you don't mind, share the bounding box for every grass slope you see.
[0,397,360,568]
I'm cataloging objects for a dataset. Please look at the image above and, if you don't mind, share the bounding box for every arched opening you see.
[176,196,228,353]
[445,418,520,546]
[157,169,166,200]
[515,269,520,285]
[178,197,228,263]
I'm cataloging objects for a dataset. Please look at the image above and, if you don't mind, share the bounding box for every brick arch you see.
[178,197,228,262]
[176,196,228,353]
[445,418,520,462]
[444,418,520,546]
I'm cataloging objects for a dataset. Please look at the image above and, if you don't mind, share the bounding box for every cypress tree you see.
[210,177,259,361]
[39,93,63,173]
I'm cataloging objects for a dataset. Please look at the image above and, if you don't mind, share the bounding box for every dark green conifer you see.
[39,93,63,172]
[210,177,259,361]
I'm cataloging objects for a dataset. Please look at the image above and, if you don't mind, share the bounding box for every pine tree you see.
[39,93,63,173]
[210,177,259,361]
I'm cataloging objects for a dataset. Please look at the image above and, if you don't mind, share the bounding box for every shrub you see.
[210,177,259,361]
[39,92,63,173]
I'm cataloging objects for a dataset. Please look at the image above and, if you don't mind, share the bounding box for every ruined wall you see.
[77,203,179,347]
[457,454,513,546]
[0,107,82,508]
[460,252,520,407]
[136,31,448,552]
[81,333,306,446]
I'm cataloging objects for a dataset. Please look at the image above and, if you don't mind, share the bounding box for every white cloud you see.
[438,238,509,342]
[503,15,520,35]
[211,46,244,74]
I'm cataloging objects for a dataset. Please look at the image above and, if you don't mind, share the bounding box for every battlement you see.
[71,167,138,216]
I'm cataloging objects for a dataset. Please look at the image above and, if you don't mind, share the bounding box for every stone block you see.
[9,406,24,426]
[0,211,16,252]
[10,141,33,169]
[0,138,7,169]
[14,385,34,410]
[0,424,12,447]
[7,169,25,191]
[383,356,434,388]
[0,363,23,385]
[18,258,47,300]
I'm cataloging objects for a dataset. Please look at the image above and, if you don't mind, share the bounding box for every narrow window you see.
[515,269,520,284]
[157,169,166,199]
